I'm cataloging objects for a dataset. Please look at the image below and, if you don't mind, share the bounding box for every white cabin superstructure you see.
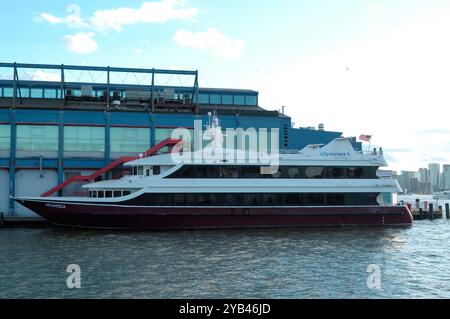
[63,137,402,208]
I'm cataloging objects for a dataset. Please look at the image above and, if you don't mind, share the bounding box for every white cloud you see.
[91,0,199,32]
[174,28,245,59]
[36,4,89,29]
[39,13,64,24]
[133,48,144,55]
[64,32,98,54]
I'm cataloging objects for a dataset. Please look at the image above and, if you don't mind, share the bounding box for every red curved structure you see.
[41,138,182,198]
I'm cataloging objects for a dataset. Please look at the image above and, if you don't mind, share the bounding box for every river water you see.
[1,203,450,299]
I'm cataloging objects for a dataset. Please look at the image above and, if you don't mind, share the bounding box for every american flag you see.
[359,134,372,142]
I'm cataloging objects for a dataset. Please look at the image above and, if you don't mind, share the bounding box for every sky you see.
[1,0,450,172]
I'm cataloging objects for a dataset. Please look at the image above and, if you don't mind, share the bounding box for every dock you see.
[403,198,449,220]
[411,208,443,220]
[0,215,50,228]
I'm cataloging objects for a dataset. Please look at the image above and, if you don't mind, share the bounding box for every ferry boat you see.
[14,115,413,230]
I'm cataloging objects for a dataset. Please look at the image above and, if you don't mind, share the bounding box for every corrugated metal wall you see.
[0,169,9,215]
[14,170,58,217]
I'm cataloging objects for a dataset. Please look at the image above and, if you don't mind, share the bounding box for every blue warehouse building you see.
[0,62,343,217]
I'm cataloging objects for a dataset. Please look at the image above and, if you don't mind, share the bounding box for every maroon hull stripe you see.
[15,199,413,230]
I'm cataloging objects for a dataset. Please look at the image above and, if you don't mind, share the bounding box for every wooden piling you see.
[419,208,424,220]
[446,203,450,219]
[429,203,434,220]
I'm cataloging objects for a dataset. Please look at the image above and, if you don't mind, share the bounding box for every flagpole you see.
[368,133,374,153]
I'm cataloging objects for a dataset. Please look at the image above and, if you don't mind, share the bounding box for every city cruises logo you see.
[170,118,280,174]
[319,151,351,157]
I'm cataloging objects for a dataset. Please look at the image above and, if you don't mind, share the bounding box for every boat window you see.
[138,192,380,206]
[98,191,104,198]
[114,191,122,197]
[288,167,300,178]
[146,168,150,176]
[174,193,186,205]
[242,166,260,178]
[123,191,131,196]
[92,190,98,198]
[305,167,324,178]
[105,191,113,198]
[186,193,195,205]
[326,194,345,205]
[166,165,378,179]
[138,166,144,176]
[153,166,161,175]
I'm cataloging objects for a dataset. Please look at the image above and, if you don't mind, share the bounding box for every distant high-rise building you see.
[429,163,441,192]
[398,171,418,194]
[442,165,450,190]
[419,168,429,183]
[394,168,431,194]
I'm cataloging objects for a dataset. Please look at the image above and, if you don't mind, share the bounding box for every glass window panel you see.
[64,126,105,152]
[16,125,58,152]
[44,89,57,99]
[198,94,209,104]
[30,88,43,98]
[0,125,11,151]
[124,128,137,139]
[245,95,257,106]
[110,127,150,153]
[20,88,30,98]
[233,95,245,105]
[222,94,233,105]
[155,128,174,144]
[64,126,77,139]
[209,94,221,104]
[3,87,13,97]
[31,126,44,137]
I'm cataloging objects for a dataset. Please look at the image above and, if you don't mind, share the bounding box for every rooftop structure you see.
[0,62,344,217]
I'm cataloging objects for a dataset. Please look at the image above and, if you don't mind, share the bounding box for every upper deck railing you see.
[0,62,259,112]
[0,62,199,112]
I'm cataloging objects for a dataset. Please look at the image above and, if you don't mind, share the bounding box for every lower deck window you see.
[126,192,379,206]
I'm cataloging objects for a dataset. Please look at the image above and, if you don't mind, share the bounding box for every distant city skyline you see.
[1,1,450,172]
[395,162,450,194]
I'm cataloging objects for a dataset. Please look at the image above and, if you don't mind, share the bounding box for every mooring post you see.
[429,203,434,220]
[419,208,424,220]
[445,203,450,219]
[0,212,4,226]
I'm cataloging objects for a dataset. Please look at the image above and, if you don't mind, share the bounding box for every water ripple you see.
[1,220,450,298]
